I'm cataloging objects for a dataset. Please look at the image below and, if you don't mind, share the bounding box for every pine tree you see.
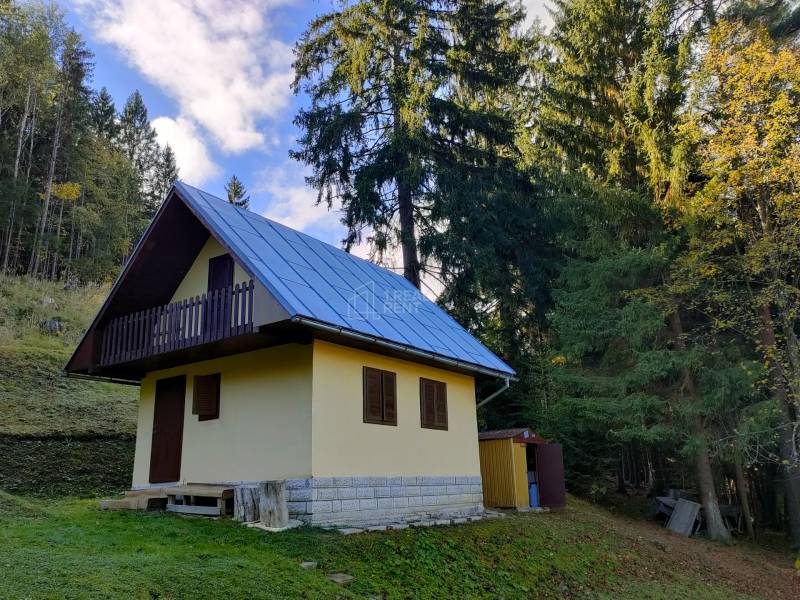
[151,144,179,206]
[119,90,158,182]
[91,86,118,140]
[224,174,249,209]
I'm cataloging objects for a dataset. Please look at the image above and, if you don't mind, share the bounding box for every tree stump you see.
[259,480,288,529]
[234,486,259,522]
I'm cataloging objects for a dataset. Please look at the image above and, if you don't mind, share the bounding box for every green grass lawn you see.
[0,275,137,438]
[1,492,789,600]
[0,276,138,497]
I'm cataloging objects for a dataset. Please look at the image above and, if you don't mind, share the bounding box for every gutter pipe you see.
[291,315,515,381]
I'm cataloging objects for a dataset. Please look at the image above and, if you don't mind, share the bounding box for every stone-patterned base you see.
[282,475,484,527]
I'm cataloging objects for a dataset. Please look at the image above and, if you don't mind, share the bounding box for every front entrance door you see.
[149,375,186,483]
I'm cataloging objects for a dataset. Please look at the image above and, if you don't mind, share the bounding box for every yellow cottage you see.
[66,182,514,526]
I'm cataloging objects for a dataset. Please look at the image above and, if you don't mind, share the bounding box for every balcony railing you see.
[99,280,255,367]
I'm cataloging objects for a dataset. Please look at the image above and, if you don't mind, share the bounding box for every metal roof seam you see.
[172,181,515,376]
[279,221,418,346]
[178,183,305,316]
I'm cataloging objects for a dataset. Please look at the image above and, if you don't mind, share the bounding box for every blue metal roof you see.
[174,181,515,377]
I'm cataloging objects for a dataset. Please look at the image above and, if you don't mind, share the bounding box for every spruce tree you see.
[119,90,158,182]
[151,144,179,206]
[91,87,118,140]
[225,174,249,209]
[292,0,528,289]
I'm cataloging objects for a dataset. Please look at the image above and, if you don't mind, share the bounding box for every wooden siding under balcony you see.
[99,280,255,367]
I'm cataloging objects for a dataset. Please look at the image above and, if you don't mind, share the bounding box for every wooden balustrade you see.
[99,280,254,367]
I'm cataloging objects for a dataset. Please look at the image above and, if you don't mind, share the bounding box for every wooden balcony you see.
[99,280,255,367]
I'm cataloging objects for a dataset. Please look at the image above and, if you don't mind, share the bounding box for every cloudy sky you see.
[67,0,552,266]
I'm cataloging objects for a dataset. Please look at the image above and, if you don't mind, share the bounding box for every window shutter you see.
[382,371,397,425]
[193,374,220,421]
[420,378,447,430]
[363,367,383,423]
[421,379,436,428]
[434,381,448,429]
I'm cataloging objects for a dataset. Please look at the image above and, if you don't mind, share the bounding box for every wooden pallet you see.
[165,484,233,517]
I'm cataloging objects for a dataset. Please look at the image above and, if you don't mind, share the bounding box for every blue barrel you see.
[529,483,539,508]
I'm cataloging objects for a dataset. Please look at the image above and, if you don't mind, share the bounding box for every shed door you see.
[149,375,186,483]
[537,443,566,508]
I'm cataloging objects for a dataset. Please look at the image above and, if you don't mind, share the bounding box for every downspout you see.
[476,377,510,409]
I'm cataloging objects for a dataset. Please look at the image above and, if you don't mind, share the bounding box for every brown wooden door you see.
[536,443,566,508]
[149,375,186,483]
[206,254,233,335]
[208,254,233,292]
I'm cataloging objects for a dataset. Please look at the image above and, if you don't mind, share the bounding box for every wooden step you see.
[125,487,166,498]
[167,503,222,516]
[164,484,233,499]
[100,498,138,511]
[165,484,234,517]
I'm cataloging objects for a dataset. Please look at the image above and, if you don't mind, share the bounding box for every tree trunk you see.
[617,449,626,494]
[397,180,421,288]
[668,309,732,544]
[29,111,61,276]
[757,304,800,548]
[51,199,65,280]
[25,96,36,184]
[734,452,756,539]
[390,42,421,289]
[13,83,32,180]
[233,486,259,522]
[258,480,288,529]
[3,85,33,273]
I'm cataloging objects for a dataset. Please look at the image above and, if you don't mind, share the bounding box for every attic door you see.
[208,253,233,292]
[206,253,234,334]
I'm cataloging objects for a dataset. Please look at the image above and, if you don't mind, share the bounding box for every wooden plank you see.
[165,484,233,498]
[246,280,254,332]
[100,324,109,366]
[201,293,209,344]
[166,504,221,516]
[179,299,187,349]
[233,283,241,335]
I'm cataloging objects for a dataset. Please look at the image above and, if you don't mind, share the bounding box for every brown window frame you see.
[362,366,397,426]
[420,377,448,430]
[192,373,221,421]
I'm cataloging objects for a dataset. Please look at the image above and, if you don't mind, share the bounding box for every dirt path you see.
[556,503,799,599]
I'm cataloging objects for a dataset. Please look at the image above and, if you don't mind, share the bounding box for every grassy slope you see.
[0,276,138,496]
[0,275,137,437]
[1,494,794,600]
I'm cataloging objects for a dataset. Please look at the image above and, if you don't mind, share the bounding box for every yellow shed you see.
[479,428,563,509]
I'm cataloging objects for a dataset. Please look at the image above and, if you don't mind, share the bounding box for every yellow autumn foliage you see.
[39,182,82,202]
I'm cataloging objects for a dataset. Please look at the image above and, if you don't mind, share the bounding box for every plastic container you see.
[529,483,539,508]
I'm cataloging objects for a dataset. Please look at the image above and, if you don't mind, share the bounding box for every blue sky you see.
[66,0,551,262]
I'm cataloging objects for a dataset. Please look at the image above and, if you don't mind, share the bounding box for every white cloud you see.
[74,0,294,153]
[255,164,343,235]
[256,163,442,299]
[152,116,220,185]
